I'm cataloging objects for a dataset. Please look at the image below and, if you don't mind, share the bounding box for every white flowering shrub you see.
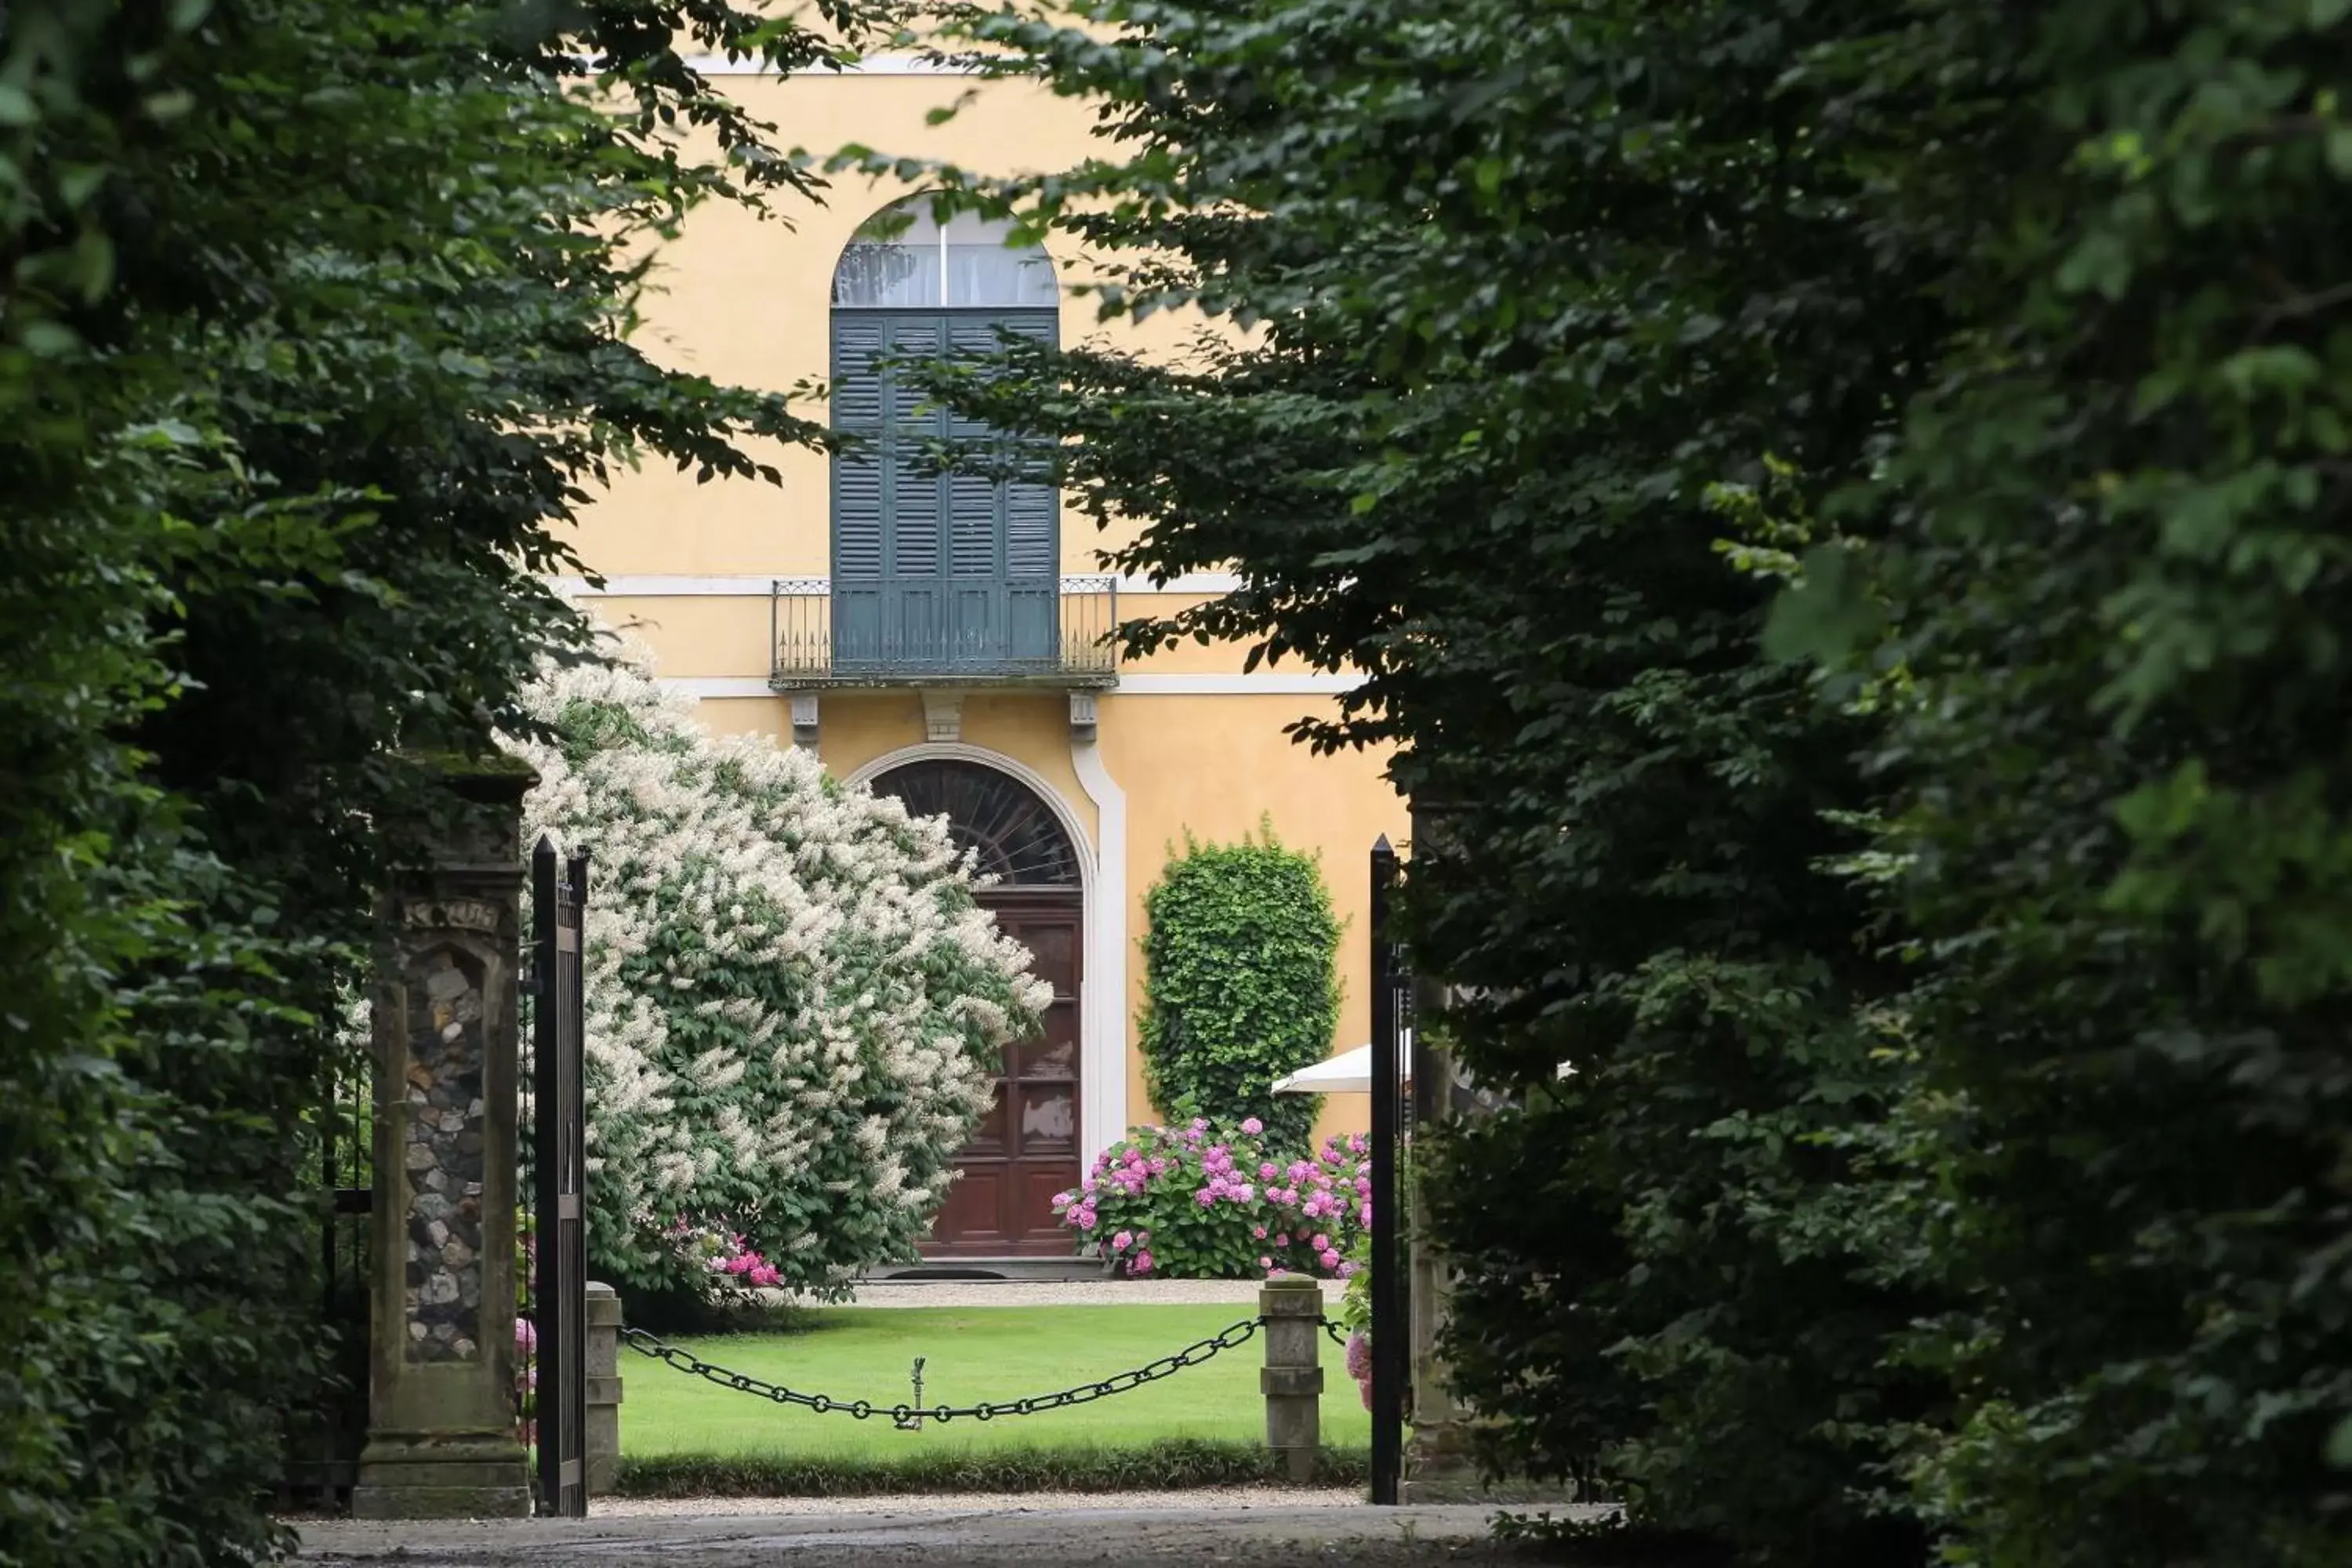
[504,654,1051,1297]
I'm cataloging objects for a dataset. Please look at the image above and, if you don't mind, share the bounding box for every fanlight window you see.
[833,199,1057,310]
[869,759,1081,887]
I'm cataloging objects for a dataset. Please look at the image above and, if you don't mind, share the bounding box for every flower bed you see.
[1054,1117,1371,1279]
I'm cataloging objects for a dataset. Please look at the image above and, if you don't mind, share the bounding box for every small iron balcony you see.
[769,575,1120,688]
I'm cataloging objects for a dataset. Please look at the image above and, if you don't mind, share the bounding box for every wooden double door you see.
[923,888,1083,1257]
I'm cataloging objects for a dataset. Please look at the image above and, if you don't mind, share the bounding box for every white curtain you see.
[833,199,1056,308]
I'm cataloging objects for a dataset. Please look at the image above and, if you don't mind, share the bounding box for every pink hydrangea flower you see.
[1132,1250,1156,1276]
[1252,1225,1268,1240]
[515,1317,538,1355]
[1319,1248,1341,1270]
[1259,1255,1274,1270]
[1312,1234,1330,1251]
[1240,1116,1264,1135]
[1259,1161,1279,1181]
[1273,1232,1290,1248]
[1112,1229,1134,1252]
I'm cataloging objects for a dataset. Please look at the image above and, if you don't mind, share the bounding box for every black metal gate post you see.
[532,840,590,1516]
[1368,835,1410,1504]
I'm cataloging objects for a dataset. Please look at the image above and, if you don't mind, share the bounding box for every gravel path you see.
[775,1279,1345,1310]
[297,1490,1606,1566]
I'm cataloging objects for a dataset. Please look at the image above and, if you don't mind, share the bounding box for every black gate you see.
[279,1046,373,1511]
[1367,836,1414,1504]
[528,840,590,1516]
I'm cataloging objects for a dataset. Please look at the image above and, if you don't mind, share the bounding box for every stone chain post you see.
[584,1283,622,1495]
[1259,1276,1325,1483]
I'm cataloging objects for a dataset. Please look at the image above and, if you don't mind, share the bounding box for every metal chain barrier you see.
[621,1312,1354,1425]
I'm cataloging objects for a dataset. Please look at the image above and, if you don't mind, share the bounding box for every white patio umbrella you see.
[1270,1036,1410,1095]
[1271,1036,1576,1094]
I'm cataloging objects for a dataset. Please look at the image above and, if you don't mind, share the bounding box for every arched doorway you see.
[869,757,1083,1258]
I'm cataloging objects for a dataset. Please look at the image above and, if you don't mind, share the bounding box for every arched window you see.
[829,199,1061,675]
[833,203,1058,310]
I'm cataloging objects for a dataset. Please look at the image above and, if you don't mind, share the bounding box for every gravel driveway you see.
[297,1490,1608,1566]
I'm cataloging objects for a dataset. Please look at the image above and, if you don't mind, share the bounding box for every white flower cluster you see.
[504,651,1054,1294]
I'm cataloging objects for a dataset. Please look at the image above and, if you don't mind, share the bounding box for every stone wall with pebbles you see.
[402,945,490,1362]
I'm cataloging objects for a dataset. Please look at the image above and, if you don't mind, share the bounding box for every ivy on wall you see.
[1138,821,1341,1151]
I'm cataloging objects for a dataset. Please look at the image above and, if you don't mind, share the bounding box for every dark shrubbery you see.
[0,2,884,1559]
[880,1,2352,1563]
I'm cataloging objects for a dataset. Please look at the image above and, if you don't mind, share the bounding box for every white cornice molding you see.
[554,572,1244,598]
[655,671,1368,701]
[1112,673,1367,695]
[660,677,779,699]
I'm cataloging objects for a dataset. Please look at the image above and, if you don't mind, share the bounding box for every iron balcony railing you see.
[770,575,1120,687]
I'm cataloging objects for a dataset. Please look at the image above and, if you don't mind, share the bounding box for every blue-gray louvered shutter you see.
[943,309,1060,669]
[830,314,887,670]
[884,314,949,667]
[832,312,953,673]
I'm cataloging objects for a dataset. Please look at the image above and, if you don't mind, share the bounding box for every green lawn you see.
[622,1305,1370,1461]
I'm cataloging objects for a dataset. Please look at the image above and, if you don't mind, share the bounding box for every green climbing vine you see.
[1138,820,1341,1151]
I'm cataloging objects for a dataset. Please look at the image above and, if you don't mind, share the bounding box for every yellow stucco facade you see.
[563,56,1403,1252]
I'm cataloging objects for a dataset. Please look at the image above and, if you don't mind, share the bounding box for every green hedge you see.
[1138,823,1341,1151]
[613,1439,1370,1497]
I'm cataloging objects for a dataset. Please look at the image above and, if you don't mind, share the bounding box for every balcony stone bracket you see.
[922,691,965,744]
[789,694,819,752]
[1068,692,1099,742]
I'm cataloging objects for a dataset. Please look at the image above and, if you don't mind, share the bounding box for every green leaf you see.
[1760,546,1878,666]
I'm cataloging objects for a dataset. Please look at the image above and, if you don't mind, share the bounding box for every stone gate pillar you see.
[1399,797,1534,1504]
[352,757,539,1520]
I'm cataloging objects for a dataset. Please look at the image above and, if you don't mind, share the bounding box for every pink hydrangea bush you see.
[1054,1117,1372,1279]
[514,1315,539,1446]
[661,1216,787,1291]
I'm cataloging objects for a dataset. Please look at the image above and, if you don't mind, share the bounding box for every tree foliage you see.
[1780,7,2352,1563]
[1138,824,1341,1150]
[508,653,1050,1298]
[862,0,2352,1564]
[0,1,898,1559]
